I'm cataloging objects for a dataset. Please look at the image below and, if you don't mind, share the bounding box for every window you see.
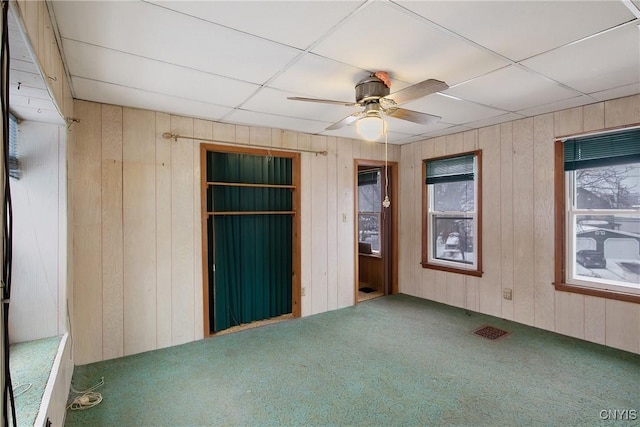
[8,113,20,180]
[556,128,640,299]
[422,151,482,276]
[358,169,381,254]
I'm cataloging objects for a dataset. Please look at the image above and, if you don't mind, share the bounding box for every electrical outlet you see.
[342,213,347,223]
[503,288,512,300]
[301,287,306,296]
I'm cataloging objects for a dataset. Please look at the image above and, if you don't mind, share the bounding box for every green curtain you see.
[207,152,293,333]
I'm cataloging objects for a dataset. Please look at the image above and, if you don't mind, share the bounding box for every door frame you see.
[200,143,302,336]
[354,159,399,303]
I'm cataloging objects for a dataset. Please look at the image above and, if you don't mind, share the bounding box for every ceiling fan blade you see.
[326,112,364,130]
[385,107,441,125]
[384,79,449,105]
[287,96,358,107]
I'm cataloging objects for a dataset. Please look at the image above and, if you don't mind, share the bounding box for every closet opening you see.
[201,144,301,335]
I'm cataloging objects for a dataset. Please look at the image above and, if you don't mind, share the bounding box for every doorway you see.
[355,160,398,303]
[201,145,301,335]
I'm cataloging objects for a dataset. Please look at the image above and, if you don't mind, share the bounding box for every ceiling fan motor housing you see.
[355,75,390,104]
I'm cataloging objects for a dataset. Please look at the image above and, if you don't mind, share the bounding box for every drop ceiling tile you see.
[446,65,581,112]
[390,134,430,145]
[320,125,413,144]
[51,1,301,84]
[241,87,357,124]
[422,125,472,139]
[311,2,509,86]
[149,1,364,50]
[72,77,233,121]
[397,1,634,61]
[63,39,259,108]
[319,119,453,143]
[225,109,329,135]
[589,82,640,102]
[48,0,640,138]
[464,112,524,130]
[267,53,389,102]
[521,23,640,95]
[383,115,449,135]
[374,135,410,146]
[516,95,595,117]
[402,93,510,125]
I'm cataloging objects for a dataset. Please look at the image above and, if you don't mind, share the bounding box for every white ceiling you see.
[41,0,640,144]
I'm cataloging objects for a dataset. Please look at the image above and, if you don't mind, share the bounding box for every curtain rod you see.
[162,132,328,156]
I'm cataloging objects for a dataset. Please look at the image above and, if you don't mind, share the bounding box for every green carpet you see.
[66,295,640,426]
[11,335,62,426]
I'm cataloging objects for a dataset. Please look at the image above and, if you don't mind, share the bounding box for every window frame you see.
[553,134,640,304]
[422,150,483,277]
[357,168,383,257]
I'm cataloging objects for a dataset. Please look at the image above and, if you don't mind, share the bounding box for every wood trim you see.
[421,150,483,277]
[292,152,302,318]
[421,161,428,264]
[200,144,210,338]
[200,142,302,158]
[424,150,480,163]
[207,181,296,189]
[353,162,359,305]
[554,282,640,304]
[475,149,483,275]
[201,144,302,337]
[359,252,382,259]
[391,161,399,295]
[420,262,483,277]
[169,133,327,156]
[554,123,640,141]
[553,140,566,285]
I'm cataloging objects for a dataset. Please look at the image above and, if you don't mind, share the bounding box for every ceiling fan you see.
[288,72,449,140]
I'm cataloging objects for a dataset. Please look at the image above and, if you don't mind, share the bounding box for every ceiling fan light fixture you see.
[357,111,387,141]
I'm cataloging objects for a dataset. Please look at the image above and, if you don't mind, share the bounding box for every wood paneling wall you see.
[358,255,384,291]
[71,100,400,365]
[399,94,640,354]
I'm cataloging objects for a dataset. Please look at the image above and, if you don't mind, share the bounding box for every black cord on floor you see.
[0,1,16,426]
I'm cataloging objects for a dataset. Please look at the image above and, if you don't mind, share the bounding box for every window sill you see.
[421,262,483,277]
[359,252,382,259]
[553,282,640,304]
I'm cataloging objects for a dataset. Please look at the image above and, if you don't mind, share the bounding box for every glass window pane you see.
[433,216,474,264]
[575,163,640,209]
[432,181,475,212]
[358,171,381,213]
[358,213,380,252]
[574,214,640,287]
